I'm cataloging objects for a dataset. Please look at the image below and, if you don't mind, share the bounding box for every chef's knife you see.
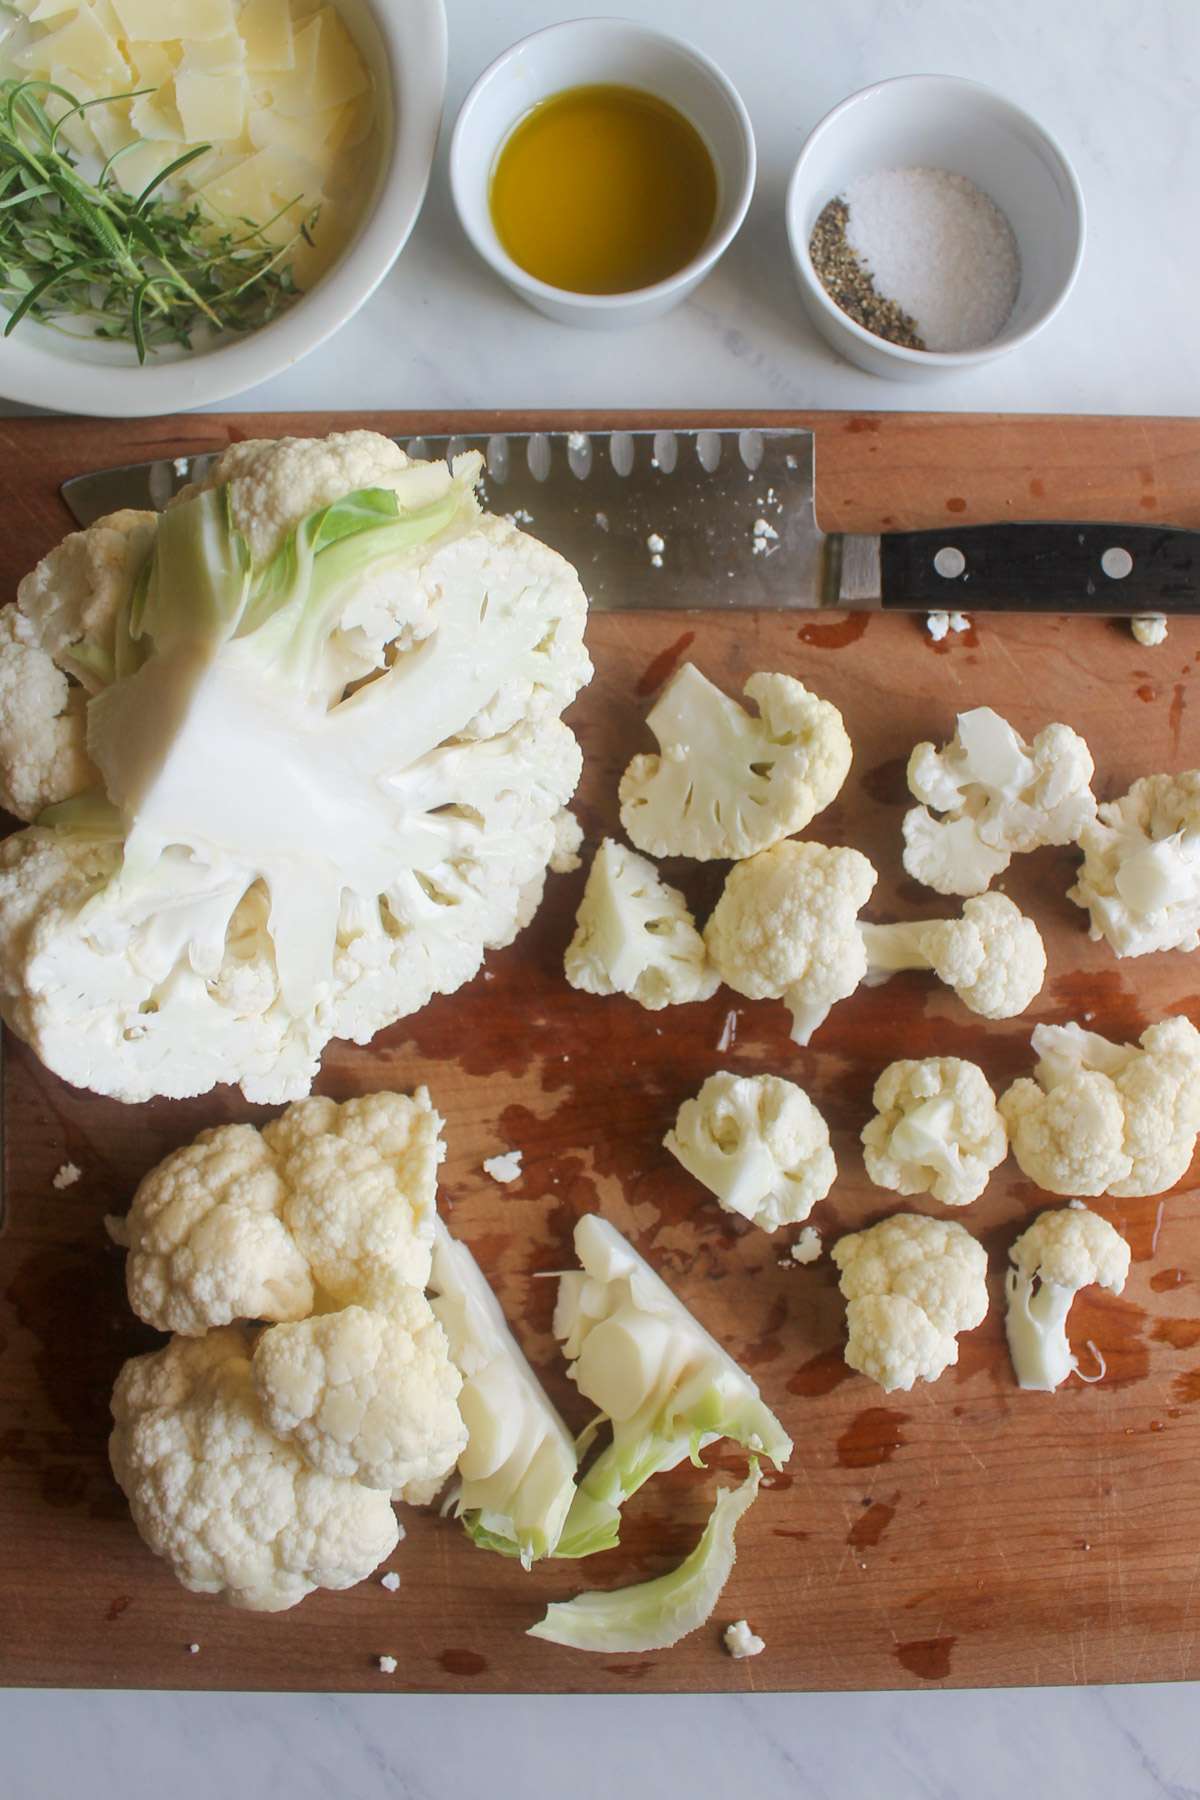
[60,428,1200,614]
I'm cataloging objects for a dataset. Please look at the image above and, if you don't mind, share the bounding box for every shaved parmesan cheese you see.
[125,41,179,88]
[174,67,248,142]
[199,141,321,238]
[306,6,370,110]
[129,86,186,145]
[16,8,129,82]
[28,0,77,23]
[110,0,235,40]
[178,27,245,76]
[238,0,295,73]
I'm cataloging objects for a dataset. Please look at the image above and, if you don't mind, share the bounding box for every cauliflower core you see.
[1069,771,1200,957]
[903,706,1096,897]
[664,1071,836,1231]
[1005,1204,1131,1390]
[861,1057,1007,1206]
[1000,1017,1200,1197]
[0,431,591,1104]
[564,838,718,1010]
[618,663,852,860]
[832,1213,989,1392]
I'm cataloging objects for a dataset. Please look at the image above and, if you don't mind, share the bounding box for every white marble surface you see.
[5,0,1200,1793]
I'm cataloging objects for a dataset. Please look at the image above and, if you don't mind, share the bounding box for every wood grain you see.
[3,410,1200,1694]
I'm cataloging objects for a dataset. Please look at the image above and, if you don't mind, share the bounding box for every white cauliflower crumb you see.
[752,520,779,556]
[378,1655,398,1674]
[483,1151,523,1184]
[724,1618,765,1658]
[1131,615,1167,647]
[790,1226,822,1264]
[52,1161,81,1189]
[716,1010,738,1052]
[647,533,665,554]
[926,612,969,641]
[188,1642,199,1654]
[380,1571,401,1591]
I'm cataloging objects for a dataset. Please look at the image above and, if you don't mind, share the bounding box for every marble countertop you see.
[4,0,1200,1793]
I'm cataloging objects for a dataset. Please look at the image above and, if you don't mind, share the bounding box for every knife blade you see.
[59,429,1200,614]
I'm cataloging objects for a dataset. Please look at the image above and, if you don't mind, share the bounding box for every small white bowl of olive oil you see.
[449,17,755,328]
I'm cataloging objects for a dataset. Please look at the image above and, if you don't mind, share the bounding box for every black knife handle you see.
[879,522,1200,613]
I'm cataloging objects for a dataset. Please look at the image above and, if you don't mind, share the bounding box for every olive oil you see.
[489,83,718,296]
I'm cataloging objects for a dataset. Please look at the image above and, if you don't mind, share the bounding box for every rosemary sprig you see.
[0,77,313,361]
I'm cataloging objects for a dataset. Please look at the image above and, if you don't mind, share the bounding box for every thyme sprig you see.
[0,77,312,361]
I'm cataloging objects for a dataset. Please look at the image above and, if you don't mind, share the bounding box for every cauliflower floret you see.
[903,707,1096,897]
[564,838,718,1009]
[109,1326,400,1611]
[1005,1204,1131,1390]
[1069,771,1200,957]
[664,1071,836,1230]
[16,507,157,691]
[108,1090,442,1334]
[1000,1017,1200,1197]
[832,1213,989,1392]
[724,1619,766,1658]
[860,893,1045,1020]
[861,1057,1007,1206]
[618,663,852,860]
[0,605,96,820]
[250,1278,466,1501]
[1131,615,1167,647]
[703,840,877,1044]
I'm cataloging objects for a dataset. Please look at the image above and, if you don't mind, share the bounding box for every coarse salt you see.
[380,1571,401,1592]
[842,167,1020,353]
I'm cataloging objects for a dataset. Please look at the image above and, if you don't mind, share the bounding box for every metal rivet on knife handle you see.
[1101,546,1133,579]
[934,546,966,578]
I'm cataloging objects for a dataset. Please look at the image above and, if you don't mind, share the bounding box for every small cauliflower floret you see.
[1005,1204,1131,1390]
[617,663,852,860]
[0,605,96,820]
[832,1213,989,1392]
[1131,616,1168,648]
[861,1057,1007,1207]
[903,707,1096,897]
[16,507,157,691]
[250,1276,466,1502]
[664,1071,836,1231]
[1069,771,1200,957]
[860,892,1045,1020]
[564,838,718,1010]
[552,1215,792,1557]
[109,1327,400,1612]
[724,1618,766,1659]
[108,1090,442,1334]
[703,840,877,1044]
[999,1017,1200,1197]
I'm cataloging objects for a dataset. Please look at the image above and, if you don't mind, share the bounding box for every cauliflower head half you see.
[832,1213,989,1392]
[664,1071,836,1231]
[903,706,1096,897]
[1069,770,1200,957]
[1000,1016,1200,1197]
[861,1057,1007,1207]
[618,663,852,861]
[108,1091,467,1609]
[0,430,592,1105]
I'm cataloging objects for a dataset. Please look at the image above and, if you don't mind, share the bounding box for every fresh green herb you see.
[0,77,313,361]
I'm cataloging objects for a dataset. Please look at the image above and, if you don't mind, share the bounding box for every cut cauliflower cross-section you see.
[832,1213,989,1392]
[107,1089,442,1335]
[109,1326,401,1612]
[564,838,718,1010]
[703,839,877,1044]
[664,1071,836,1231]
[618,663,852,861]
[861,1057,1007,1207]
[1000,1017,1200,1197]
[1004,1204,1131,1391]
[860,892,1046,1020]
[903,706,1096,897]
[552,1214,792,1558]
[1069,770,1200,957]
[0,430,591,1105]
[430,1219,579,1565]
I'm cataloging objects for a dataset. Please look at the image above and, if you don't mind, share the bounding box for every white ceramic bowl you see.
[449,17,755,329]
[785,74,1085,381]
[0,0,447,417]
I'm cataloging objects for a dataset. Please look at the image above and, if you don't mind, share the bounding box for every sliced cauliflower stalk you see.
[703,840,877,1044]
[430,1219,579,1565]
[860,892,1045,1020]
[109,1326,400,1612]
[564,837,718,1010]
[832,1213,989,1392]
[553,1215,792,1558]
[903,706,1096,897]
[0,430,592,1105]
[107,1089,442,1335]
[618,662,852,860]
[1069,771,1200,957]
[664,1071,836,1231]
[861,1057,1007,1207]
[1000,1016,1200,1197]
[1005,1205,1131,1390]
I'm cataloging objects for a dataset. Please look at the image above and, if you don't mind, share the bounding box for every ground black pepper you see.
[808,196,926,351]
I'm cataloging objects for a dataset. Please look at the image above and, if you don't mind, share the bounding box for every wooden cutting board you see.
[3,409,1200,1696]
